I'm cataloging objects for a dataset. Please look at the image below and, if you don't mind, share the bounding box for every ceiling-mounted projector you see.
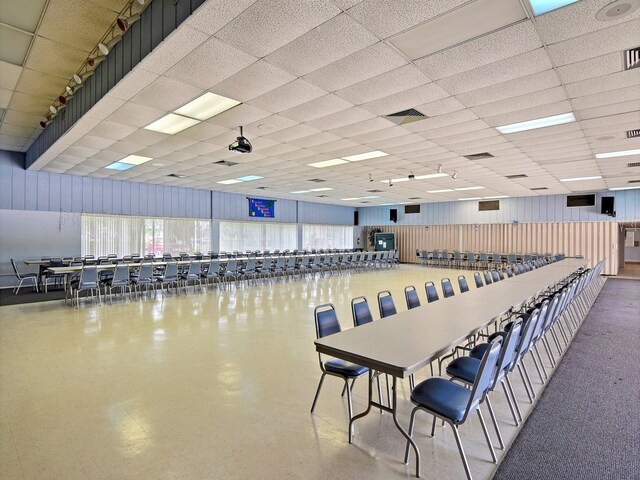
[229,126,252,153]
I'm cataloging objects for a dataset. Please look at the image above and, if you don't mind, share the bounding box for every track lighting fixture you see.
[369,173,373,182]
[452,171,458,179]
[58,95,67,105]
[65,85,75,96]
[117,12,141,32]
[49,105,57,115]
[72,73,82,84]
[437,164,443,173]
[87,52,107,68]
[97,35,121,56]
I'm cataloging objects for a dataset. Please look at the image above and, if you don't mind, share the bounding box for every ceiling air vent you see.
[367,189,383,193]
[627,129,640,138]
[624,47,640,71]
[464,152,494,160]
[167,173,186,178]
[385,108,427,125]
[408,197,421,200]
[256,186,268,190]
[316,195,329,198]
[505,174,528,179]
[530,187,548,191]
[213,160,238,167]
[629,179,640,183]
[308,178,326,183]
[628,162,640,167]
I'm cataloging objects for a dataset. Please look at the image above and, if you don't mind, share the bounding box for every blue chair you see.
[311,304,368,437]
[377,290,397,318]
[424,281,439,303]
[404,337,503,480]
[448,319,524,449]
[404,285,421,310]
[473,272,484,288]
[10,259,39,295]
[160,262,180,293]
[71,265,101,307]
[491,270,500,283]
[483,270,493,285]
[351,296,374,327]
[441,278,455,298]
[103,264,131,302]
[458,275,469,293]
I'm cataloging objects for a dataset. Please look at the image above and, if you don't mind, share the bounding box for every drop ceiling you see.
[4,0,640,207]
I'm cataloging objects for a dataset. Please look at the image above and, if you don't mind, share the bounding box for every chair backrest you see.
[226,259,238,272]
[505,267,514,278]
[10,259,21,277]
[187,261,201,276]
[453,251,462,261]
[490,270,500,282]
[164,262,178,280]
[138,263,154,281]
[79,266,98,288]
[112,264,130,284]
[516,309,541,359]
[479,252,488,262]
[474,272,484,288]
[464,337,502,420]
[458,275,469,293]
[494,318,523,384]
[441,278,455,298]
[351,296,374,327]
[424,281,439,303]
[508,254,517,264]
[404,285,421,310]
[377,290,397,318]
[483,270,493,284]
[314,303,341,339]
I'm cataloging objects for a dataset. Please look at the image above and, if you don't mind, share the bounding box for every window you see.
[219,221,296,252]
[81,214,211,257]
[302,225,353,250]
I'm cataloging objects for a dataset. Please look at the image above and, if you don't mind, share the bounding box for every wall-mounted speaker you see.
[390,208,398,223]
[601,196,615,216]
[353,210,359,226]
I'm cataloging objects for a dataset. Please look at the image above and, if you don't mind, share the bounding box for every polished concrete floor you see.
[1,265,557,480]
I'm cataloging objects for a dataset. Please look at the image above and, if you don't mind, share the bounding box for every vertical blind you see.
[302,224,354,250]
[81,214,211,257]
[219,221,297,252]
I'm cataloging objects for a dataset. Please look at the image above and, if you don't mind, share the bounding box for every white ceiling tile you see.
[139,26,209,76]
[456,69,561,108]
[556,52,623,84]
[264,13,378,76]
[205,103,272,129]
[107,68,160,101]
[485,100,573,127]
[85,96,126,120]
[119,129,169,147]
[214,0,341,57]
[471,86,567,118]
[164,37,257,90]
[211,60,296,103]
[87,121,137,141]
[347,0,468,39]
[279,94,354,122]
[304,42,408,92]
[415,21,542,80]
[336,65,430,105]
[437,48,553,95]
[186,0,259,36]
[577,99,640,121]
[436,127,501,146]
[262,124,321,143]
[535,0,640,45]
[546,19,640,66]
[404,109,479,133]
[566,68,640,97]
[172,122,229,142]
[360,83,449,116]
[74,135,117,150]
[102,140,145,155]
[130,76,203,112]
[287,131,343,148]
[305,106,376,130]
[0,60,22,90]
[106,102,167,128]
[248,79,327,113]
[571,85,640,111]
[330,116,396,137]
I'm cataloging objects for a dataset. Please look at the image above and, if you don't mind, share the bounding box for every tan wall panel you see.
[366,222,618,274]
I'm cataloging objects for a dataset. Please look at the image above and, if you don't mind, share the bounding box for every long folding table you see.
[314,258,586,477]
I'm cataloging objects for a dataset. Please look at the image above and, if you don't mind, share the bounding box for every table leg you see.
[348,370,374,443]
[392,377,421,478]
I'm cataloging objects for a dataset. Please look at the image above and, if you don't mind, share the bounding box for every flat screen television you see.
[248,198,275,218]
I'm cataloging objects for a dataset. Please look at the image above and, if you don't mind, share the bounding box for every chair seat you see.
[446,356,480,384]
[411,377,471,423]
[470,332,505,359]
[21,273,38,278]
[324,358,368,377]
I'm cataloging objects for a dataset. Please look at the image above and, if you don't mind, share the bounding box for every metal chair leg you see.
[451,423,473,480]
[310,373,326,413]
[484,395,505,449]
[477,408,498,463]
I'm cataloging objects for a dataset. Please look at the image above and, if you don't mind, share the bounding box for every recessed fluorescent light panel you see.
[145,113,200,134]
[120,154,152,165]
[174,92,240,121]
[459,197,482,201]
[236,175,263,182]
[380,178,410,184]
[217,179,243,185]
[342,150,388,162]
[360,195,380,199]
[390,0,526,60]
[428,189,454,193]
[415,173,449,180]
[455,186,485,191]
[496,113,576,134]
[595,149,640,159]
[560,176,602,182]
[309,187,333,192]
[341,197,360,201]
[308,159,349,168]
[609,186,640,191]
[529,0,579,16]
[291,190,310,194]
[484,195,509,199]
[105,162,135,171]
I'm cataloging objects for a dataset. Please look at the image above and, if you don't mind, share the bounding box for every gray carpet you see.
[493,278,640,480]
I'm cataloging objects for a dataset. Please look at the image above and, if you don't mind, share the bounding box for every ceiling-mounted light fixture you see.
[437,164,443,173]
[57,95,67,105]
[72,73,82,84]
[49,105,58,115]
[98,35,121,56]
[369,173,373,182]
[40,115,52,128]
[65,85,75,96]
[452,171,458,179]
[87,52,107,68]
[117,12,141,32]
